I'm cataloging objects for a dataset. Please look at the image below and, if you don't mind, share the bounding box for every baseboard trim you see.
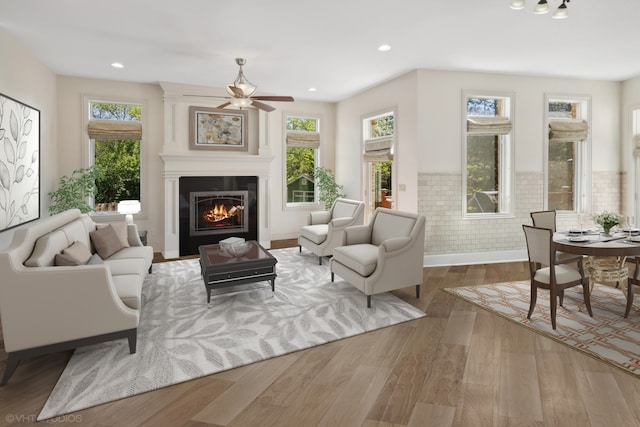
[423,249,528,267]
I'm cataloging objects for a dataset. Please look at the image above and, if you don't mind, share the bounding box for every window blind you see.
[286,131,320,148]
[363,137,393,162]
[88,119,142,140]
[467,117,512,136]
[548,119,588,142]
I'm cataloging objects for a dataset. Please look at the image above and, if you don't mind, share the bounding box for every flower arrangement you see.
[592,210,624,234]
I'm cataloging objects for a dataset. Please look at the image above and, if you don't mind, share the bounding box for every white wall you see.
[621,76,640,221]
[0,28,57,250]
[267,100,337,240]
[335,71,419,214]
[56,76,164,250]
[416,69,621,175]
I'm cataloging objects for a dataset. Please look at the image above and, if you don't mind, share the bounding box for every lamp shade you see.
[533,0,550,14]
[552,2,568,19]
[117,200,141,215]
[509,0,526,10]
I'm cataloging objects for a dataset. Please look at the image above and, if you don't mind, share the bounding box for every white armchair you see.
[298,198,365,265]
[330,208,426,307]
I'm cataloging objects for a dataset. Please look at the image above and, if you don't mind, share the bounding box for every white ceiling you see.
[2,0,640,103]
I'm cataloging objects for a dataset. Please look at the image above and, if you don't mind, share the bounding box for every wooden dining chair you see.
[530,210,583,265]
[522,225,593,329]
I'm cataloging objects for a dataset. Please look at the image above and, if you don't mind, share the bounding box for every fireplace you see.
[190,191,249,236]
[179,176,258,256]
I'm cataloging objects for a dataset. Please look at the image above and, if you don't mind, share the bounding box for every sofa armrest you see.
[381,237,411,253]
[309,210,332,225]
[127,223,144,246]
[344,225,372,245]
[0,264,139,353]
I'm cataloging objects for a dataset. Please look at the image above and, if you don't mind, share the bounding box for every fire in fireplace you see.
[190,191,249,236]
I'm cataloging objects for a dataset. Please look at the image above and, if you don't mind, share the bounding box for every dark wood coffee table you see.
[198,241,277,303]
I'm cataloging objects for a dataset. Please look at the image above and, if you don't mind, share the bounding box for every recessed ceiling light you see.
[308,87,317,92]
[111,62,124,69]
[377,44,391,52]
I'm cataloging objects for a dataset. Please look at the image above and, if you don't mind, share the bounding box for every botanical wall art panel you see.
[188,106,248,151]
[0,93,40,232]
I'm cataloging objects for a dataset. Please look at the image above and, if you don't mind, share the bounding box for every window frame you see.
[83,95,147,220]
[362,109,396,219]
[543,93,591,214]
[283,113,321,209]
[462,90,515,218]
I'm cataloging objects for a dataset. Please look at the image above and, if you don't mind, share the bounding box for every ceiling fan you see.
[186,58,294,112]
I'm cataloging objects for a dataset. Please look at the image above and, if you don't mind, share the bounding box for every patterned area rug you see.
[38,247,425,420]
[444,282,640,377]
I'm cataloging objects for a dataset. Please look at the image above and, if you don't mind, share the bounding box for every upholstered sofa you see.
[298,198,365,264]
[0,208,153,385]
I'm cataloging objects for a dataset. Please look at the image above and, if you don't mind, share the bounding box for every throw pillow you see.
[87,253,104,265]
[54,253,84,266]
[110,221,131,248]
[62,241,93,264]
[90,224,125,259]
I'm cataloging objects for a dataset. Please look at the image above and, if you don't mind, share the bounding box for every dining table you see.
[553,229,640,317]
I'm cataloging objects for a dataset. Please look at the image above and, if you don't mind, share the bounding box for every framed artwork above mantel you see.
[189,106,248,152]
[0,92,40,232]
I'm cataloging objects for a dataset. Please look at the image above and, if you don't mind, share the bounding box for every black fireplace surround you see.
[179,176,258,256]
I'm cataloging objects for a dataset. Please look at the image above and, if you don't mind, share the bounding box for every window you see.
[88,101,142,214]
[545,94,590,212]
[464,92,514,216]
[363,111,394,214]
[285,116,319,205]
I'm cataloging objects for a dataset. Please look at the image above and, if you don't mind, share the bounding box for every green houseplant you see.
[315,166,346,209]
[48,167,100,215]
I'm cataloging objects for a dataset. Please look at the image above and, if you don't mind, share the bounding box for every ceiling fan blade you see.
[216,102,231,109]
[227,85,245,97]
[251,95,294,102]
[250,100,276,112]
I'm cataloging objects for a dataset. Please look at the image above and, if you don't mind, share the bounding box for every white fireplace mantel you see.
[160,152,273,258]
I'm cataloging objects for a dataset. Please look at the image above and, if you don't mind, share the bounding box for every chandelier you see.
[509,0,570,20]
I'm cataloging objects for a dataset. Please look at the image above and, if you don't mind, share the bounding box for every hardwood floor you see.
[2,242,640,426]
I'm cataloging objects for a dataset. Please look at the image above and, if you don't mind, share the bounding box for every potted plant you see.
[48,167,100,215]
[315,166,346,209]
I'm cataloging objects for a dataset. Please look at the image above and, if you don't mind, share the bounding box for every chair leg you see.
[582,279,593,317]
[331,272,334,282]
[625,279,635,318]
[367,295,371,308]
[415,284,420,299]
[1,353,20,386]
[559,289,564,306]
[127,330,137,354]
[527,282,537,319]
[299,245,302,253]
[550,289,558,330]
[319,256,322,265]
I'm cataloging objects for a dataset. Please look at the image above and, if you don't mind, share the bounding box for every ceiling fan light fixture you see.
[552,1,569,19]
[230,97,252,108]
[509,0,526,10]
[228,58,257,97]
[533,0,550,14]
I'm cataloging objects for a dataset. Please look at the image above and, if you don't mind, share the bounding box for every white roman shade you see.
[363,137,393,162]
[548,119,588,142]
[88,119,142,140]
[286,131,320,148]
[467,117,512,136]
